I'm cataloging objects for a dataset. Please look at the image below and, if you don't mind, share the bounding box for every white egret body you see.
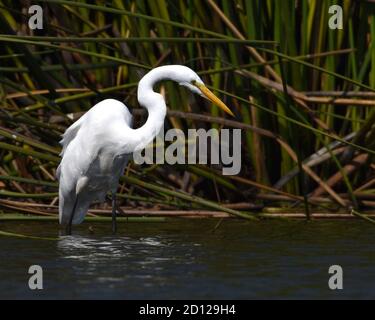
[57,65,233,233]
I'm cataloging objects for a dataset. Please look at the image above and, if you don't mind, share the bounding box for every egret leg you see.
[111,192,117,234]
[66,196,78,235]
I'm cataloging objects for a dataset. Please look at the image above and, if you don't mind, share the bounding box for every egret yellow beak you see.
[194,83,234,117]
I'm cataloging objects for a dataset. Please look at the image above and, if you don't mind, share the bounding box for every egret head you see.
[177,67,234,117]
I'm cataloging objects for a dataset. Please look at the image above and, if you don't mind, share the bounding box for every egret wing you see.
[58,99,133,225]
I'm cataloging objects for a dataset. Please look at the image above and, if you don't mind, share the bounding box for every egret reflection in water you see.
[55,234,200,290]
[1,220,375,299]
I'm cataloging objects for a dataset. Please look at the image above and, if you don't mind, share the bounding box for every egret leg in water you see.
[111,192,117,234]
[66,196,78,235]
[66,193,122,235]
[107,193,127,234]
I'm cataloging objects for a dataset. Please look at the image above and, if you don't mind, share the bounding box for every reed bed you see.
[0,0,374,222]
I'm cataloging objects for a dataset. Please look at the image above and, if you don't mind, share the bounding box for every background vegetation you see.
[0,0,374,220]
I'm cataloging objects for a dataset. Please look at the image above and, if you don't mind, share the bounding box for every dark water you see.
[0,219,374,299]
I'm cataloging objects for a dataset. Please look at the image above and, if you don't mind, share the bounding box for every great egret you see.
[57,65,234,234]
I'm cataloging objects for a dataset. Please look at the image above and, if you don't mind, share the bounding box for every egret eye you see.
[191,80,197,85]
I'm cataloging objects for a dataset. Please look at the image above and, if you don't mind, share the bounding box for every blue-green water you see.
[0,219,374,299]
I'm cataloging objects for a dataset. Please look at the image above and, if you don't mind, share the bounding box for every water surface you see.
[0,219,374,299]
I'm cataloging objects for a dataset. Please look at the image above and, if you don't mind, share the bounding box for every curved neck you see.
[131,67,177,151]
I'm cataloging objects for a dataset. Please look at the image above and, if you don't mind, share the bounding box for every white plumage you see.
[57,65,233,231]
[57,99,133,225]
